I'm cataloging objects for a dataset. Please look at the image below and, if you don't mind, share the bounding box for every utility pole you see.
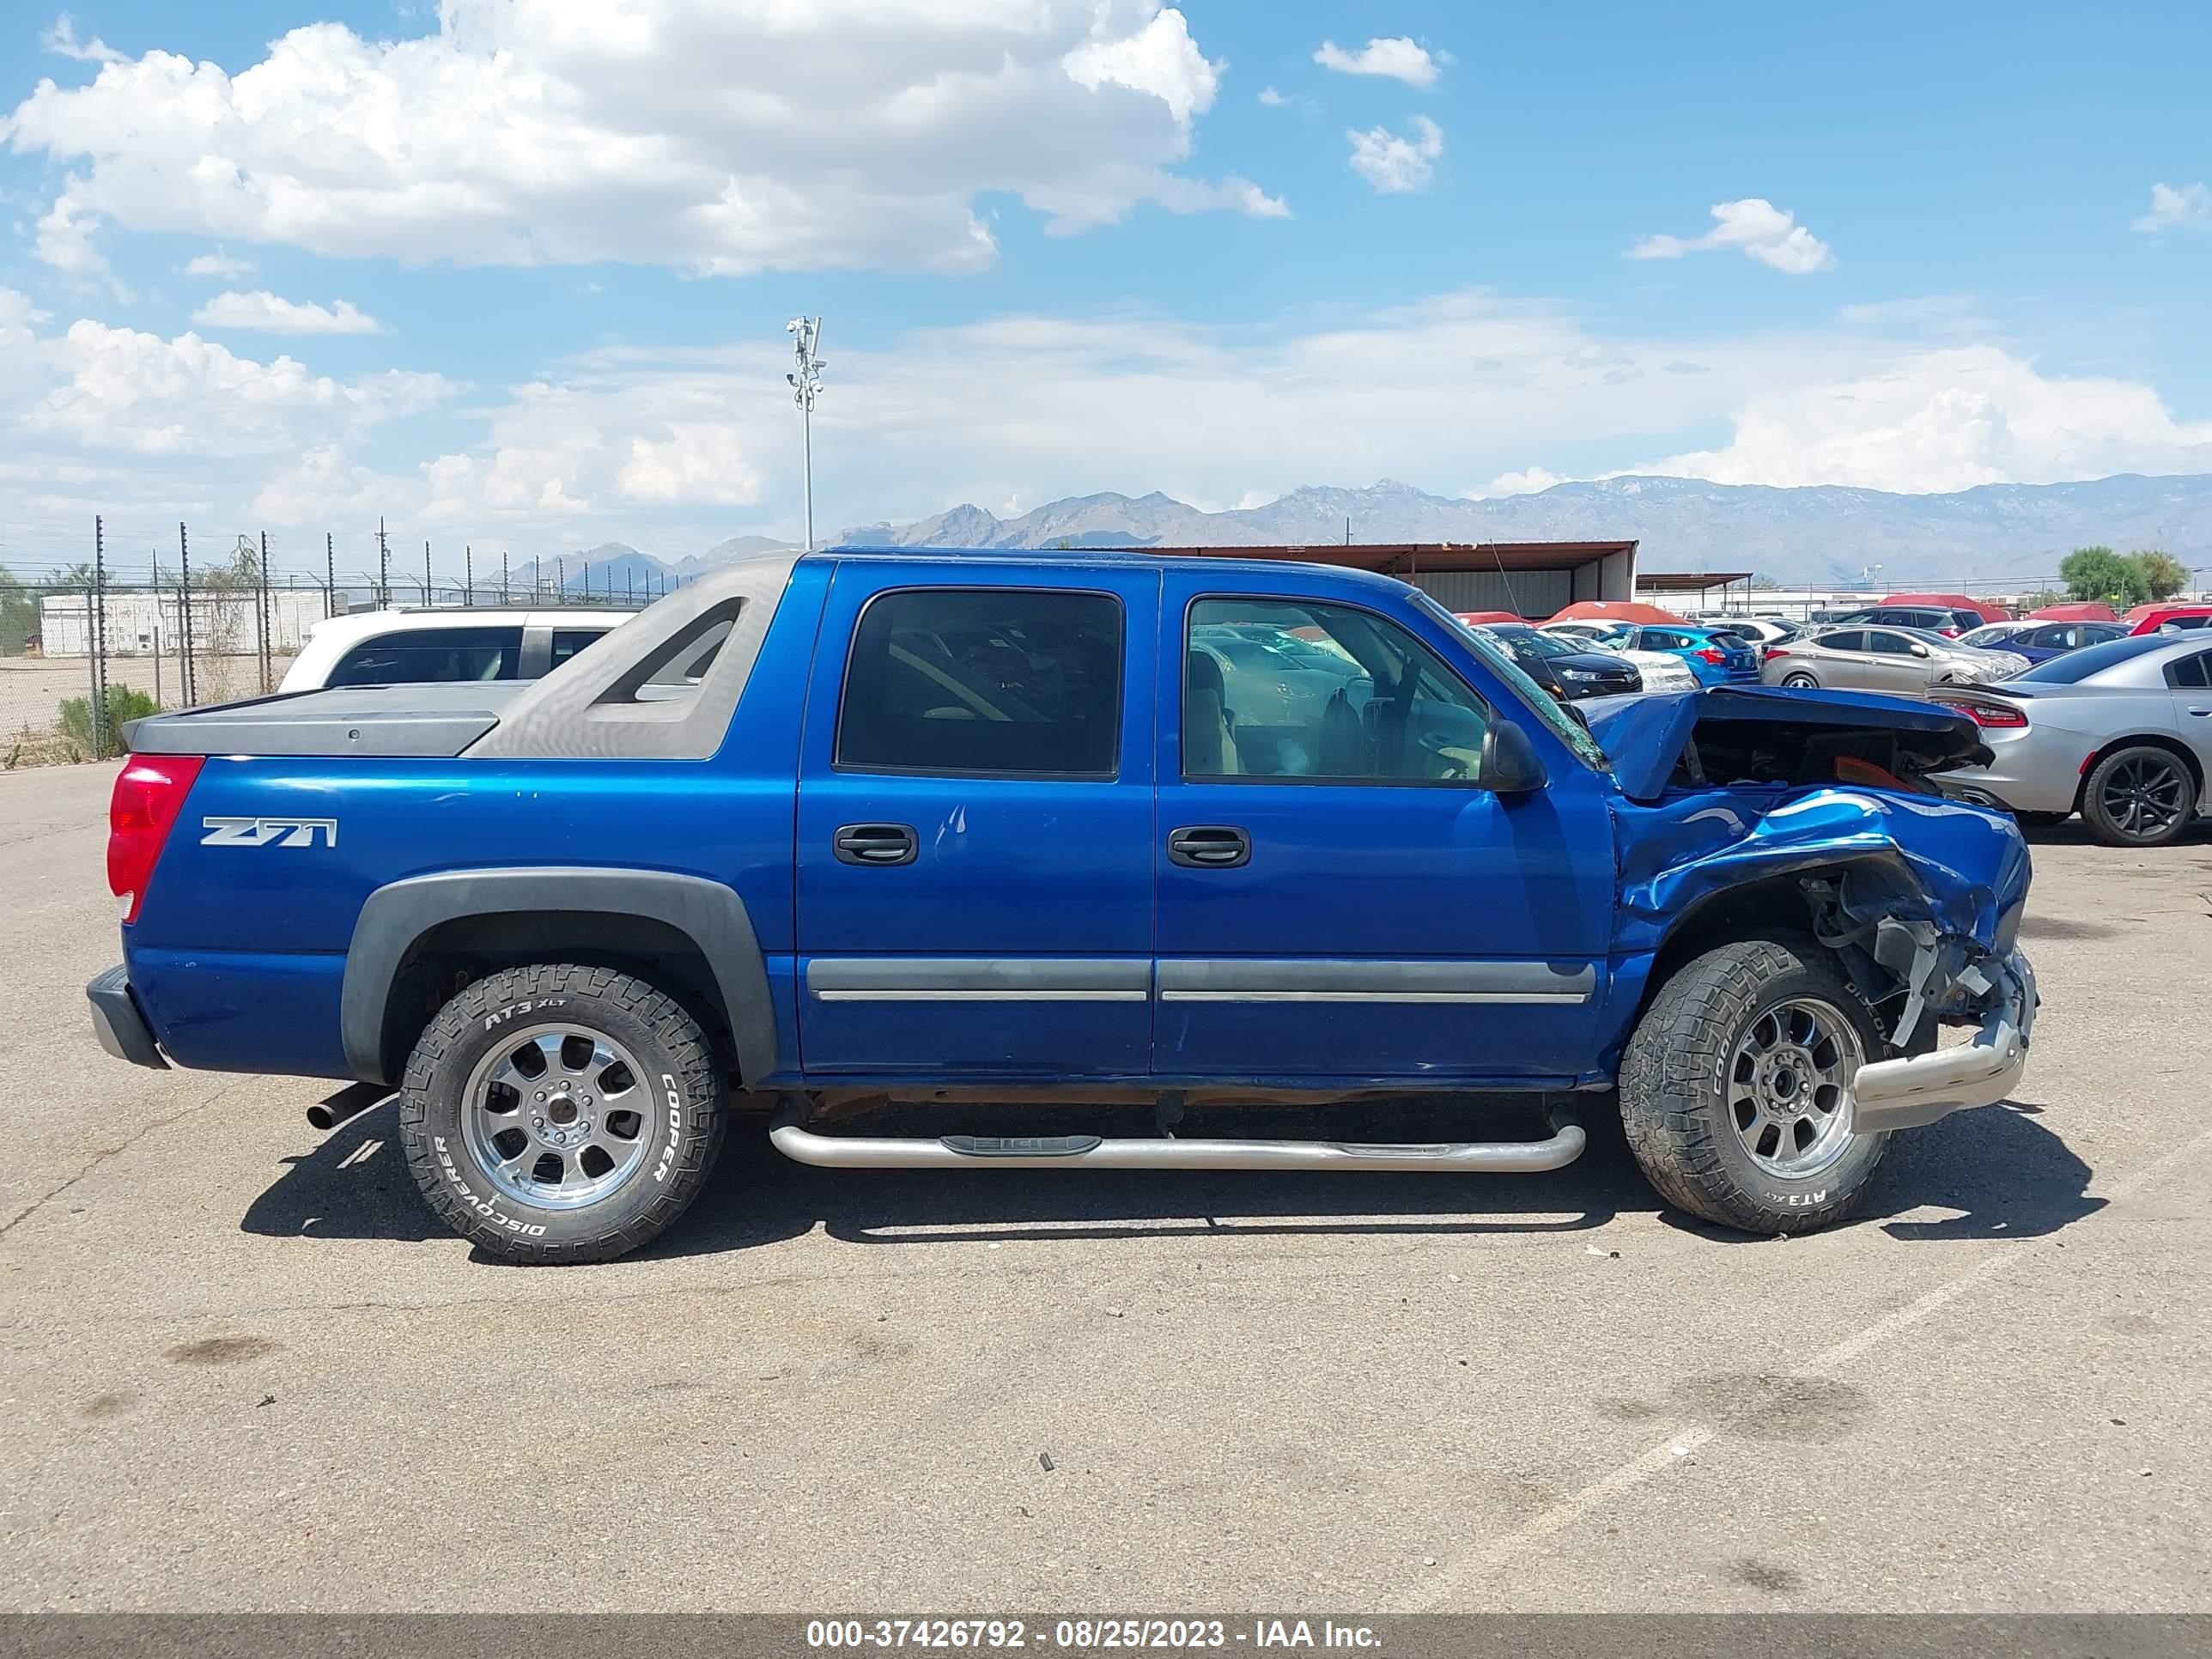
[324,532,335,619]
[786,315,826,551]
[377,516,390,609]
[556,556,565,603]
[501,550,510,605]
[424,540,432,607]
[465,544,473,607]
[89,517,108,755]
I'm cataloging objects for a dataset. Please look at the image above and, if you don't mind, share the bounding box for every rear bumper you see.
[1851,949,2034,1133]
[87,964,168,1071]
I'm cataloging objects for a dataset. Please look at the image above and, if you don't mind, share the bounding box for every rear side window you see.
[326,626,522,687]
[1818,630,1865,652]
[551,628,610,667]
[2167,652,2212,690]
[1642,629,1692,649]
[836,588,1123,778]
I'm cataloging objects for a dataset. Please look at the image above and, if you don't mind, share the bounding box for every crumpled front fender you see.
[1612,786,2032,959]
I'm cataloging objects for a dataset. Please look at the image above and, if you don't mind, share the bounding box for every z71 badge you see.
[200,817,338,848]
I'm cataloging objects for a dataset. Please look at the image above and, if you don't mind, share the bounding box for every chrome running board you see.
[768,1104,1585,1173]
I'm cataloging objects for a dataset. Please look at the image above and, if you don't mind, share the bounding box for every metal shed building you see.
[1138,540,1638,618]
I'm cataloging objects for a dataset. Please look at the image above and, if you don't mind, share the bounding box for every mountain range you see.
[534,471,2212,592]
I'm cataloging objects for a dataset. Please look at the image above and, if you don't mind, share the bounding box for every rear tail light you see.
[1696,647,1726,665]
[1938,627,1961,637]
[1764,647,1792,661]
[107,756,204,923]
[1937,696,2027,729]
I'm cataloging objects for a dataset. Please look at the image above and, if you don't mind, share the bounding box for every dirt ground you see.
[0,654,295,761]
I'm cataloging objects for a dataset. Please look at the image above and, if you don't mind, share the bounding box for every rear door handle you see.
[2190,706,2211,716]
[834,823,918,866]
[1167,825,1250,868]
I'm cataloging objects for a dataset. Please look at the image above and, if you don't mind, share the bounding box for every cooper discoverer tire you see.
[399,963,726,1263]
[2079,744,2196,848]
[1620,936,1890,1236]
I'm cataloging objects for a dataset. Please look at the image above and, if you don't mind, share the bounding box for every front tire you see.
[399,963,726,1263]
[2080,745,2196,848]
[1620,937,1890,1235]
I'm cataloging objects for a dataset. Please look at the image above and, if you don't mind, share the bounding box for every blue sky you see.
[0,0,2207,576]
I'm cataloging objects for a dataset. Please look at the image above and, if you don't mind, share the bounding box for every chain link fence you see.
[2,520,666,768]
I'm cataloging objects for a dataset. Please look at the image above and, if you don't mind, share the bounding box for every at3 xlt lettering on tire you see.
[398,963,726,1264]
[1619,936,1892,1235]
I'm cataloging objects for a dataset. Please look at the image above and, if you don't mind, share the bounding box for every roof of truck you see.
[821,544,1427,592]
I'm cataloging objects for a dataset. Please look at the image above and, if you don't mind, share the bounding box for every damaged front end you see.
[1589,685,2038,1133]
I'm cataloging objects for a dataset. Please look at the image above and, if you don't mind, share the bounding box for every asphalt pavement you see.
[1,762,2206,1612]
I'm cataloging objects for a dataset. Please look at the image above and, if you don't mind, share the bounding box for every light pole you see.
[786,316,826,551]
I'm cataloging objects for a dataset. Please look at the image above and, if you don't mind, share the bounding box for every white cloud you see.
[1472,467,1569,499]
[22,318,453,459]
[1347,117,1444,193]
[1631,346,2212,493]
[1257,86,1289,106]
[2,1,1279,279]
[2134,181,2212,234]
[40,14,124,64]
[1631,198,1835,274]
[183,252,256,280]
[191,290,383,335]
[6,286,2211,554]
[1313,37,1441,88]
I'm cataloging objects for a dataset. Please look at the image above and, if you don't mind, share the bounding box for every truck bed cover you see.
[124,682,524,758]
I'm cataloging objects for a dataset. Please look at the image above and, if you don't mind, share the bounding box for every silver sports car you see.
[1760,625,2029,694]
[1933,633,2212,847]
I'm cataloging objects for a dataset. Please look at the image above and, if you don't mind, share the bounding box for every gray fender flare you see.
[341,866,775,1086]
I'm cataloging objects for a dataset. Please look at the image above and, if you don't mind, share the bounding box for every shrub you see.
[57,685,161,759]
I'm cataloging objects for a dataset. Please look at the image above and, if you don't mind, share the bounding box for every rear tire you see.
[399,963,726,1263]
[1781,672,1819,690]
[1620,937,1890,1235]
[2080,745,2197,848]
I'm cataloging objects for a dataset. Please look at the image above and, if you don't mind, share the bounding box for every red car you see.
[2124,603,2212,635]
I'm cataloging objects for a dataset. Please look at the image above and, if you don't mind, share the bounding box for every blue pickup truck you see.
[88,549,2037,1262]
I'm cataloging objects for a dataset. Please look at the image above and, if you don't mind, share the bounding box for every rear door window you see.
[836,587,1123,778]
[326,626,523,687]
[2166,652,2212,690]
[1819,630,1865,653]
[550,628,611,668]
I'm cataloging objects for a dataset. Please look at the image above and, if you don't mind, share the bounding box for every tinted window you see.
[1186,598,1490,782]
[326,626,522,687]
[2167,653,2212,690]
[1867,630,1917,656]
[2016,635,2171,684]
[1642,629,1693,649]
[2170,615,2211,630]
[1951,611,1986,632]
[551,628,610,667]
[836,588,1122,777]
[1817,630,1865,652]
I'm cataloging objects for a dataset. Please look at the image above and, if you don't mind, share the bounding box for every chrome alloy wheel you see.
[1728,997,1864,1179]
[461,1023,653,1209]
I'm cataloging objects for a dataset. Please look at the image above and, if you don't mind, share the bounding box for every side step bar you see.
[768,1104,1585,1173]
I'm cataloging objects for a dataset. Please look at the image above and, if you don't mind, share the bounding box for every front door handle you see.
[1168,825,1250,868]
[834,823,918,866]
[2190,706,2211,717]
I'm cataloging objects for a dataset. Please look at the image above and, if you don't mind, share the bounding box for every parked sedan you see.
[1544,622,1760,686]
[1462,622,1641,700]
[1823,604,1990,638]
[1536,623,1701,693]
[1935,633,2212,847]
[1760,626,2028,695]
[1960,620,2127,664]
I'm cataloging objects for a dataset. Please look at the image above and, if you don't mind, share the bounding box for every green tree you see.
[0,566,37,655]
[2131,549,2188,602]
[2059,546,2149,609]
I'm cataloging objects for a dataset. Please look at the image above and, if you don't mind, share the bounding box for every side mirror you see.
[1481,720,1548,794]
[1910,643,1931,659]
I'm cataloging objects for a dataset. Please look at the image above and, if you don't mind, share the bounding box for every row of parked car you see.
[1450,600,2212,850]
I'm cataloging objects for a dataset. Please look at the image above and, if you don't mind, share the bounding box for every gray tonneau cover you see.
[125,682,526,758]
